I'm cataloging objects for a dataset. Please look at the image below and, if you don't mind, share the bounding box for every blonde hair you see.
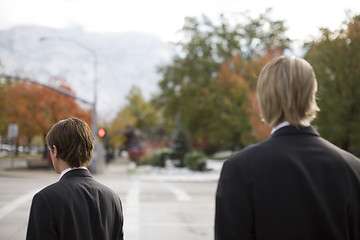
[256,56,320,128]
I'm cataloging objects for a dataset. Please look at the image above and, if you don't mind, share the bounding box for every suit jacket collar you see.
[60,168,92,181]
[270,125,320,139]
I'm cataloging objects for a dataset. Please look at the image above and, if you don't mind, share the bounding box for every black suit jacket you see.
[26,169,123,240]
[215,126,360,240]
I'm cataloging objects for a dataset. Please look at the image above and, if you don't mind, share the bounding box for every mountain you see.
[0,25,174,122]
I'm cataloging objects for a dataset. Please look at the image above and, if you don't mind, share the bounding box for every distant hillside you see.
[0,25,174,121]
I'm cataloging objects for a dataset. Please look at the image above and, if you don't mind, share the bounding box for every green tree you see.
[155,9,290,150]
[170,114,190,166]
[108,107,136,149]
[126,86,160,135]
[304,14,360,154]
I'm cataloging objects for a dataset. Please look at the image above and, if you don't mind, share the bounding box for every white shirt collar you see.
[271,120,311,135]
[59,166,87,180]
[271,121,290,135]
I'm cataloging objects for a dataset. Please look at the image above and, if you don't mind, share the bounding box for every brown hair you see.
[256,56,320,128]
[46,117,94,167]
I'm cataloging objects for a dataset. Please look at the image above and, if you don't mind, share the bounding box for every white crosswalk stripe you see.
[0,188,39,220]
[124,181,140,240]
[162,183,192,202]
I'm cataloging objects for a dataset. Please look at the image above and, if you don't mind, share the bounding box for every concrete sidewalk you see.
[0,155,130,179]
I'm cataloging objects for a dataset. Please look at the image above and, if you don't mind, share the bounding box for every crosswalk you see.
[124,181,140,240]
[100,178,216,240]
[161,182,192,202]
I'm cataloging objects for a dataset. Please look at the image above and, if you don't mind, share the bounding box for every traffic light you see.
[98,128,106,138]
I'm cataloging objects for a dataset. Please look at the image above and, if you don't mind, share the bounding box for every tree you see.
[125,86,160,135]
[304,14,360,154]
[0,69,12,135]
[3,77,92,145]
[170,114,190,166]
[210,54,253,147]
[155,9,290,151]
[108,107,136,149]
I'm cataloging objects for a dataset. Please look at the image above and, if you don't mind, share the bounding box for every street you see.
[0,157,221,240]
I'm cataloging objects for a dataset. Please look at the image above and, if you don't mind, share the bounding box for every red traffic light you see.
[98,128,106,138]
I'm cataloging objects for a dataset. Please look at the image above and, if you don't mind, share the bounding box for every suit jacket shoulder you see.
[226,125,360,174]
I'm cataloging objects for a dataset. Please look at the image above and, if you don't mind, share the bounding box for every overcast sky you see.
[1,0,360,43]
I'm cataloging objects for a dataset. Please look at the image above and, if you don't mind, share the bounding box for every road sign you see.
[7,124,19,138]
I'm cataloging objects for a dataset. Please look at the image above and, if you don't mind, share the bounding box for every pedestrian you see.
[215,56,360,240]
[26,117,124,240]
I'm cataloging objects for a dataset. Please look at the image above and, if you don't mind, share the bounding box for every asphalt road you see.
[0,157,219,240]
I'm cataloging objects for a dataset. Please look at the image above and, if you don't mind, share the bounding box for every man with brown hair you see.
[26,117,124,240]
[215,56,360,240]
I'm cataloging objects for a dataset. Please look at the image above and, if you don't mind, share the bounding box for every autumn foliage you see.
[215,50,283,142]
[3,77,92,144]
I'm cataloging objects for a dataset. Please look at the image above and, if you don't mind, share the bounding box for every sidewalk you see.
[0,158,54,179]
[0,155,223,183]
[0,156,128,178]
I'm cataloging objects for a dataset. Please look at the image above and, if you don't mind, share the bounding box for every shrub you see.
[185,151,207,171]
[151,148,170,167]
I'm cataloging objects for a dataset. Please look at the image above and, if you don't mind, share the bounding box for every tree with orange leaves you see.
[215,50,282,145]
[0,66,12,135]
[3,77,92,145]
[213,55,253,147]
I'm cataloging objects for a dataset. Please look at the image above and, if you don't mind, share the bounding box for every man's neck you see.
[56,158,71,174]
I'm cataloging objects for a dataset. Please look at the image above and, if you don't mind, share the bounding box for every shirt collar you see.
[271,120,311,135]
[271,121,290,135]
[59,166,87,180]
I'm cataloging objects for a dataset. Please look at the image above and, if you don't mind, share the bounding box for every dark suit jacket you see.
[215,126,360,240]
[26,168,124,240]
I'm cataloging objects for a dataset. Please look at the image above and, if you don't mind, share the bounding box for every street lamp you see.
[39,37,100,173]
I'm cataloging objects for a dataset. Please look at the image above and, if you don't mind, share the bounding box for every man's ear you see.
[52,145,58,158]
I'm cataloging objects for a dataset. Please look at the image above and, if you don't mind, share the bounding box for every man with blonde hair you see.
[26,117,124,240]
[215,56,360,240]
